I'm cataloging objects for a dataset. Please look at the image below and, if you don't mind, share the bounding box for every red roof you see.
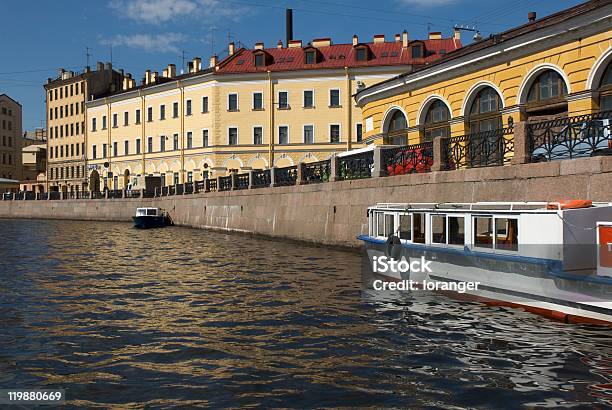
[216,38,460,74]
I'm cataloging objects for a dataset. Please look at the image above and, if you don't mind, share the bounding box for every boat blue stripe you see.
[357,234,612,285]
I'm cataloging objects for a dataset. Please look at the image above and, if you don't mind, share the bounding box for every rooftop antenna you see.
[454,25,482,42]
[109,44,113,65]
[85,46,92,68]
[181,50,188,74]
[210,25,216,56]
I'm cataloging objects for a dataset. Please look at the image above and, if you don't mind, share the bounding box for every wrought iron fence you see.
[302,160,331,184]
[251,169,271,188]
[176,184,185,195]
[195,180,205,193]
[338,150,374,180]
[206,178,217,192]
[443,127,514,170]
[24,192,36,200]
[184,182,194,194]
[219,175,233,191]
[528,110,612,162]
[382,142,434,176]
[235,173,249,190]
[107,190,123,199]
[125,190,141,199]
[14,192,24,200]
[49,191,61,200]
[275,166,298,186]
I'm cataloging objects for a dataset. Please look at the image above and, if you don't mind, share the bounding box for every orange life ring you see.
[547,199,593,210]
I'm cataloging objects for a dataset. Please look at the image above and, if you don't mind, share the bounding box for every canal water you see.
[0,219,610,408]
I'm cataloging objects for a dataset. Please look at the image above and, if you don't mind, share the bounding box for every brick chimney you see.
[394,33,401,42]
[428,32,442,40]
[277,40,283,49]
[167,64,176,78]
[453,27,461,41]
[402,31,409,48]
[228,42,235,56]
[210,54,218,68]
[352,35,359,46]
[255,42,264,50]
[373,34,385,43]
[528,12,536,22]
[288,40,302,48]
[191,57,201,73]
[145,69,151,84]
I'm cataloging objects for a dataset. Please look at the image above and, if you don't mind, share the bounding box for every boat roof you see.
[136,207,159,211]
[369,202,612,213]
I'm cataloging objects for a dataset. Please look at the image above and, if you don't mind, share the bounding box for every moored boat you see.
[132,207,170,229]
[358,201,612,325]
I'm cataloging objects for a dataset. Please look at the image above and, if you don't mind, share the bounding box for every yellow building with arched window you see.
[356,1,612,150]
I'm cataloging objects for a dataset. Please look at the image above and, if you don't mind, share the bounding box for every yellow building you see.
[86,32,460,190]
[355,0,612,152]
[0,94,23,182]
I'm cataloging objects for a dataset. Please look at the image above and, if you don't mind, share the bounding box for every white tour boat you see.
[358,201,612,325]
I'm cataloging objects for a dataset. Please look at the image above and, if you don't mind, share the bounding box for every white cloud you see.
[109,0,246,24]
[100,33,187,53]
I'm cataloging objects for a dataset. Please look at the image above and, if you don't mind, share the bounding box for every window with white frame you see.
[202,96,209,113]
[228,93,238,111]
[303,125,314,143]
[278,91,288,109]
[303,90,314,108]
[278,126,289,144]
[330,124,340,143]
[329,89,341,107]
[253,126,263,145]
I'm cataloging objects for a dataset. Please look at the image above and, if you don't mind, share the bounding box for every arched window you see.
[467,87,502,133]
[525,70,568,118]
[599,61,612,111]
[423,100,450,141]
[385,110,408,145]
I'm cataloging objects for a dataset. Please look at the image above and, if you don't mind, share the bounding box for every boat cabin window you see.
[431,215,447,244]
[384,214,395,237]
[399,214,411,241]
[473,216,493,248]
[376,212,385,237]
[495,218,518,251]
[413,213,426,243]
[449,216,465,245]
[146,208,157,216]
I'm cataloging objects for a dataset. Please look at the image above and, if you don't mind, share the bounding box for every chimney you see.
[151,71,158,83]
[428,32,442,40]
[96,61,104,71]
[402,30,409,48]
[145,69,151,84]
[119,68,124,76]
[162,68,168,78]
[394,34,401,42]
[288,39,302,48]
[106,62,112,70]
[192,57,201,72]
[453,27,461,41]
[352,35,359,46]
[312,38,331,47]
[255,42,264,50]
[373,34,385,43]
[85,66,91,73]
[286,8,293,48]
[528,11,536,22]
[210,54,218,68]
[277,40,283,49]
[228,42,235,56]
[167,64,176,78]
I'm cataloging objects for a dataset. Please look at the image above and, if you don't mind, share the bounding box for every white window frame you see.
[227,93,239,111]
[303,89,315,108]
[201,128,210,147]
[329,88,341,107]
[252,125,264,145]
[303,124,315,144]
[329,123,341,143]
[227,126,239,145]
[252,91,264,110]
[278,124,290,144]
[277,90,289,109]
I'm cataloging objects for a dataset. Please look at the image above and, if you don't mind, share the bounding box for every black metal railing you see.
[302,160,331,184]
[275,165,298,186]
[528,110,612,162]
[206,178,217,192]
[443,127,514,170]
[235,173,249,190]
[176,184,185,195]
[24,192,36,200]
[382,142,434,176]
[184,182,194,194]
[338,150,374,180]
[195,180,205,193]
[219,176,232,191]
[125,190,141,198]
[251,169,271,188]
[49,191,61,200]
[107,190,123,199]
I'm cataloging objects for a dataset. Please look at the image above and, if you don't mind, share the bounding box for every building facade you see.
[356,0,612,147]
[86,32,460,190]
[44,62,125,193]
[0,94,23,182]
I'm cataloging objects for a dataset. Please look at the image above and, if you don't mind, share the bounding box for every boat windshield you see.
[147,209,157,216]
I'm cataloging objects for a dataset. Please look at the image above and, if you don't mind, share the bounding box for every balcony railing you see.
[443,127,514,170]
[338,150,374,180]
[302,160,331,184]
[219,175,232,191]
[275,165,298,186]
[107,189,123,199]
[382,142,433,176]
[528,110,612,162]
[206,178,217,192]
[235,173,249,190]
[252,169,271,188]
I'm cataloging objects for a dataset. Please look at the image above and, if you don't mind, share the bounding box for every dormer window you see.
[411,43,424,59]
[253,50,272,67]
[353,44,370,62]
[305,51,316,65]
[255,54,265,67]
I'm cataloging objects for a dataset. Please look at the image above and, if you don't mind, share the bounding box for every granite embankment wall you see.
[1,157,611,248]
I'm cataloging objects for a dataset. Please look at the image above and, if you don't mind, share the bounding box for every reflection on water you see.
[0,219,610,408]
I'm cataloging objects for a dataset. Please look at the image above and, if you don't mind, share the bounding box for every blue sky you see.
[0,0,584,131]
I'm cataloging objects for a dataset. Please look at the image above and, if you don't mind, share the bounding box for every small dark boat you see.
[133,207,169,229]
